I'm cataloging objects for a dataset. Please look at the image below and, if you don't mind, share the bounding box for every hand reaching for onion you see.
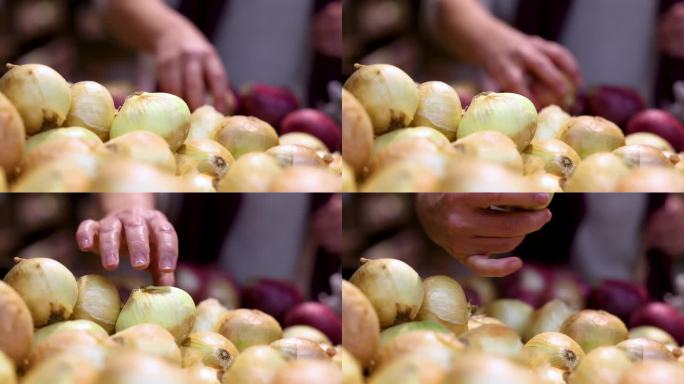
[76,208,179,286]
[416,193,552,277]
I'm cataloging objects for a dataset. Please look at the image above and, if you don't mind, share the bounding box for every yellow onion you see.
[0,91,25,175]
[219,345,287,384]
[616,338,675,362]
[625,132,674,152]
[524,299,576,342]
[523,153,547,175]
[177,139,235,177]
[72,274,121,333]
[452,131,524,173]
[524,332,585,371]
[22,137,101,174]
[367,354,447,384]
[619,360,684,384]
[90,159,183,192]
[334,347,363,384]
[568,346,632,384]
[342,89,373,173]
[115,286,196,343]
[342,280,380,368]
[564,153,630,192]
[380,321,450,346]
[458,324,524,359]
[524,139,581,178]
[370,138,443,174]
[411,81,463,140]
[374,127,450,155]
[616,166,684,192]
[266,144,327,168]
[561,310,628,353]
[559,116,625,158]
[111,324,181,365]
[216,152,282,192]
[215,115,278,158]
[97,352,193,384]
[361,159,443,192]
[110,92,191,151]
[184,365,220,384]
[467,315,505,331]
[33,320,108,352]
[21,353,98,384]
[280,132,330,154]
[0,280,33,366]
[533,105,571,143]
[459,276,497,306]
[269,338,329,361]
[613,145,672,168]
[485,299,534,336]
[349,258,424,327]
[187,105,224,141]
[527,172,564,193]
[29,329,108,368]
[342,161,357,192]
[272,360,340,384]
[268,166,341,192]
[25,126,103,156]
[445,352,543,384]
[181,331,238,372]
[375,330,465,370]
[104,131,176,173]
[535,366,568,384]
[218,309,282,352]
[440,159,535,192]
[64,81,115,140]
[180,172,217,192]
[629,326,677,347]
[0,351,15,384]
[3,257,77,327]
[192,299,230,333]
[0,63,71,134]
[458,92,538,151]
[416,275,469,335]
[343,64,418,134]
[11,157,96,192]
[283,325,332,346]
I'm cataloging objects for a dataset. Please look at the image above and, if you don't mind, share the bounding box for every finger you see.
[183,54,206,112]
[154,271,176,286]
[98,217,123,271]
[464,255,523,277]
[147,213,178,274]
[465,235,526,254]
[520,47,568,96]
[76,220,99,251]
[120,212,150,270]
[534,40,583,84]
[468,209,552,238]
[204,53,229,114]
[464,193,553,210]
[157,52,183,97]
[493,63,533,99]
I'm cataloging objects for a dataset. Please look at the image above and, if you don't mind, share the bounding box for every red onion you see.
[630,302,684,344]
[587,280,648,323]
[241,278,303,323]
[543,271,588,310]
[498,264,551,308]
[284,302,341,344]
[627,109,684,152]
[175,263,240,309]
[281,109,341,152]
[586,85,645,128]
[238,84,299,129]
[463,287,482,307]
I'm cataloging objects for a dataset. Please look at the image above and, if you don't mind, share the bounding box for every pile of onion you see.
[218,309,282,351]
[452,131,523,173]
[111,323,181,365]
[416,275,469,335]
[0,91,25,175]
[216,152,282,192]
[559,116,626,159]
[342,89,373,175]
[0,280,33,366]
[342,280,380,368]
[560,310,628,352]
[215,115,279,158]
[64,81,116,140]
[268,167,340,192]
[410,81,462,140]
[71,275,121,333]
[280,109,340,152]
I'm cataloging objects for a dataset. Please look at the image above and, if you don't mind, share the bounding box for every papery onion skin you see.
[0,63,71,134]
[374,330,465,369]
[334,347,363,384]
[3,257,78,327]
[0,91,25,175]
[439,159,535,192]
[192,298,231,333]
[411,81,463,140]
[280,132,330,154]
[22,137,100,175]
[25,126,103,156]
[29,329,105,368]
[71,274,121,333]
[613,145,672,168]
[280,108,340,152]
[458,324,524,359]
[616,338,675,362]
[21,353,98,384]
[561,310,629,353]
[467,315,505,331]
[218,309,282,352]
[219,345,287,384]
[618,360,684,384]
[524,332,585,371]
[525,139,581,178]
[111,323,182,365]
[0,351,16,384]
[105,131,177,173]
[180,172,217,192]
[616,166,684,192]
[184,364,221,384]
[343,64,419,134]
[370,138,442,174]
[417,275,469,335]
[90,159,184,192]
[283,325,332,346]
[181,331,239,371]
[367,354,447,384]
[342,89,373,174]
[216,152,282,192]
[215,115,279,158]
[374,127,450,155]
[349,258,424,328]
[445,352,543,384]
[97,352,194,384]
[11,157,97,192]
[342,280,380,367]
[65,81,116,140]
[177,139,235,178]
[268,166,341,192]
[271,360,341,384]
[534,105,571,143]
[115,286,196,343]
[527,172,564,193]
[485,299,534,336]
[625,132,675,153]
[628,326,677,347]
[269,337,329,361]
[33,320,108,351]
[380,320,451,346]
[266,144,327,168]
[283,302,341,344]
[568,346,633,384]
[524,299,576,342]
[559,116,626,159]
[564,153,631,192]
[453,131,524,173]
[110,92,191,151]
[187,105,224,142]
[360,160,442,192]
[0,280,33,366]
[458,92,538,152]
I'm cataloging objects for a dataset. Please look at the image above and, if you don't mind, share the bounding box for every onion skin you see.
[72,274,121,333]
[524,332,585,371]
[534,105,571,143]
[0,280,33,366]
[375,330,465,370]
[181,331,239,371]
[453,131,524,173]
[439,158,535,192]
[111,92,191,151]
[616,338,675,362]
[238,84,299,129]
[266,144,327,168]
[411,81,463,140]
[219,345,287,384]
[192,298,230,333]
[22,137,100,174]
[280,132,329,154]
[458,324,524,359]
[187,105,224,142]
[416,275,469,335]
[11,157,96,192]
[90,159,183,192]
[29,329,105,369]
[33,320,108,351]
[343,64,418,134]
[380,321,451,346]
[586,85,645,128]
[342,281,380,367]
[97,352,194,384]
[568,346,633,384]
[25,126,103,157]
[360,160,441,192]
[65,81,116,140]
[111,324,182,365]
[283,302,342,345]
[271,360,341,384]
[342,89,373,175]
[370,138,442,174]
[181,172,217,192]
[215,115,279,158]
[269,337,329,361]
[3,257,78,327]
[282,325,332,346]
[524,299,576,342]
[342,161,357,192]
[21,353,98,384]
[467,315,505,331]
[524,139,581,178]
[367,354,447,384]
[626,109,684,152]
[0,91,25,175]
[280,109,341,152]
[241,278,303,324]
[497,263,550,308]
[268,166,341,192]
[216,152,282,192]
[616,166,684,192]
[445,352,543,384]
[559,116,626,159]
[485,299,534,336]
[0,351,16,384]
[334,347,363,384]
[619,360,684,384]
[613,145,672,168]
[625,132,675,153]
[587,280,648,324]
[184,365,221,384]
[561,310,628,353]
[629,302,684,345]
[177,139,235,178]
[0,63,71,134]
[218,309,282,352]
[564,152,630,192]
[628,326,677,347]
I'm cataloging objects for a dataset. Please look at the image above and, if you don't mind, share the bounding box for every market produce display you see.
[0,63,342,192]
[341,64,684,192]
[0,257,343,384]
[342,258,684,383]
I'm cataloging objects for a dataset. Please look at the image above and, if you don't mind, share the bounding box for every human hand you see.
[313,1,342,58]
[659,3,684,59]
[154,25,229,113]
[416,193,552,277]
[76,208,178,285]
[645,195,684,258]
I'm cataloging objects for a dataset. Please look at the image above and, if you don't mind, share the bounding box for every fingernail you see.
[82,239,90,247]
[535,193,551,203]
[160,259,174,272]
[133,255,146,267]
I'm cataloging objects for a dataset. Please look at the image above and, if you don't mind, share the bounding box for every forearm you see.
[99,0,194,52]
[99,193,155,214]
